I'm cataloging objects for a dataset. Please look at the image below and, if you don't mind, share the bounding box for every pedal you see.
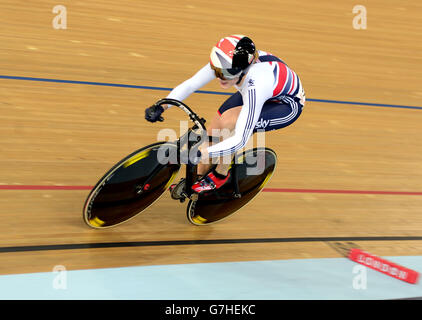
[233,192,242,198]
[170,178,186,200]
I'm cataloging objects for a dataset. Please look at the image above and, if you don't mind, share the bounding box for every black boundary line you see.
[324,241,362,257]
[1,236,422,253]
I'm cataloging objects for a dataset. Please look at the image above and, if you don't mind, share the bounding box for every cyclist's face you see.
[218,77,238,89]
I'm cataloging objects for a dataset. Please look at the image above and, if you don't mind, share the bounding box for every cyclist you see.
[145,35,305,194]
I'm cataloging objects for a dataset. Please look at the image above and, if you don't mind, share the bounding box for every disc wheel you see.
[187,147,277,225]
[83,142,180,228]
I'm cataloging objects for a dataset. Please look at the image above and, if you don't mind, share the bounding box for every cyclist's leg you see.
[170,94,242,197]
[253,97,303,133]
[197,92,243,176]
[198,95,304,176]
[206,96,303,176]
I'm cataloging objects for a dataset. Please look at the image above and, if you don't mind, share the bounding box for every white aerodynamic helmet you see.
[209,35,257,80]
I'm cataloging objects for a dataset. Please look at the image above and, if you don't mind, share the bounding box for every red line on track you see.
[0,185,92,190]
[262,188,422,196]
[1,185,422,195]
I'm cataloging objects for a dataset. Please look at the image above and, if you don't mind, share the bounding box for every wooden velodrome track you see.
[1,0,421,276]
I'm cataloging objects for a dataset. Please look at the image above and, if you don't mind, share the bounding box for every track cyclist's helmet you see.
[210,35,257,80]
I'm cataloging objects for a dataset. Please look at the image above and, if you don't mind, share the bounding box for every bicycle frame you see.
[155,98,241,201]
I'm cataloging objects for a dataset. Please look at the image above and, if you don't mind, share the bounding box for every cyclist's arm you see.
[164,63,215,109]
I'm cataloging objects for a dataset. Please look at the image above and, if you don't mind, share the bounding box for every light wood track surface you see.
[0,0,421,275]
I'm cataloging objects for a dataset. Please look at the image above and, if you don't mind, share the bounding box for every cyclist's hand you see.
[145,104,165,122]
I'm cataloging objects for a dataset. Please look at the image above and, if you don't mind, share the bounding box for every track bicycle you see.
[83,99,277,228]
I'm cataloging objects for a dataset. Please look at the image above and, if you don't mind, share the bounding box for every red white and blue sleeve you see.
[165,63,215,104]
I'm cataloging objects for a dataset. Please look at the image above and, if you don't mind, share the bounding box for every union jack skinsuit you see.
[167,48,305,158]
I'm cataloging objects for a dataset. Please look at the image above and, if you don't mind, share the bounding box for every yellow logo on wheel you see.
[89,216,105,227]
[192,215,207,224]
[123,149,151,168]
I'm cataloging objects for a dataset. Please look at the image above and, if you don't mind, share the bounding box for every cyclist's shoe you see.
[192,170,230,194]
